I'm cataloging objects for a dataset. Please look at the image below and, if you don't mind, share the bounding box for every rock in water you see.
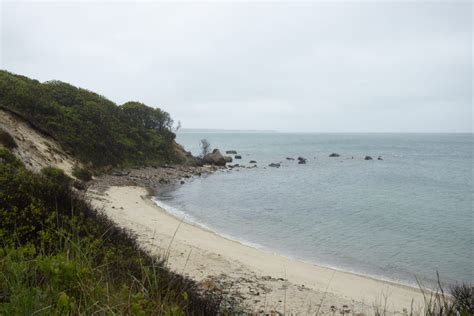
[235,155,242,159]
[364,156,373,160]
[377,156,383,160]
[249,160,257,163]
[268,163,280,168]
[329,153,340,157]
[203,149,227,166]
[297,157,307,164]
[226,150,237,154]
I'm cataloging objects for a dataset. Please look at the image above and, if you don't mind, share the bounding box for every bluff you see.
[0,70,191,170]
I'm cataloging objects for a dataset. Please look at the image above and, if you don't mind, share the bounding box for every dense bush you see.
[0,129,17,149]
[0,149,226,315]
[71,165,92,182]
[0,70,181,169]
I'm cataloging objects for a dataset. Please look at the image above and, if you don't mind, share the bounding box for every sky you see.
[1,1,472,133]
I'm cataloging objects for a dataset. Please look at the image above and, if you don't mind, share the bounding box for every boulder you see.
[202,149,226,166]
[329,153,340,157]
[234,155,242,159]
[364,156,373,160]
[268,163,280,168]
[249,160,257,163]
[226,150,238,154]
[297,157,307,164]
[203,149,227,166]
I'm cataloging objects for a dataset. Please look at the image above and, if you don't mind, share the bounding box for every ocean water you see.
[155,133,473,288]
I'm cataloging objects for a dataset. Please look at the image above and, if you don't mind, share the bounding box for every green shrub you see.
[0,150,229,315]
[0,70,182,169]
[0,129,17,149]
[72,165,92,182]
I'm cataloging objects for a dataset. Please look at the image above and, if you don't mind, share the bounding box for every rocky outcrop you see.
[203,149,228,166]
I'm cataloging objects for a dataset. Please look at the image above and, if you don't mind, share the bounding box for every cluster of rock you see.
[329,153,383,160]
[199,148,385,173]
[90,164,221,193]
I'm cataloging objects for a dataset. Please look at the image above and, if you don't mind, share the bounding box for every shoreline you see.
[152,195,425,291]
[88,184,426,315]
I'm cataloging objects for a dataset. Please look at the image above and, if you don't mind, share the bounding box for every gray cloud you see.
[1,1,472,132]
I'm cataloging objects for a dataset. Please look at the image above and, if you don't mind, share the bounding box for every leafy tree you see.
[0,70,182,170]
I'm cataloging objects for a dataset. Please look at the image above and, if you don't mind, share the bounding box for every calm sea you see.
[154,133,473,287]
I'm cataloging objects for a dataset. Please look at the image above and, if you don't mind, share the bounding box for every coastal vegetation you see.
[0,148,226,315]
[0,70,471,315]
[0,128,17,149]
[0,70,183,170]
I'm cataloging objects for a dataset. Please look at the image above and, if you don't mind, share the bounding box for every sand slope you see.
[0,109,80,176]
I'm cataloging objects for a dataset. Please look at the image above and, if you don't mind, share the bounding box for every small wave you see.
[152,197,267,250]
[152,197,428,290]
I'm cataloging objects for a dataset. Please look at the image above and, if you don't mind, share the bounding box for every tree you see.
[200,139,210,157]
[173,120,182,133]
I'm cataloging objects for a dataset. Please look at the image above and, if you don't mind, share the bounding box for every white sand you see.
[89,185,426,315]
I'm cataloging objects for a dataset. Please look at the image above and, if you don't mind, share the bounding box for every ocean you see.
[154,132,473,288]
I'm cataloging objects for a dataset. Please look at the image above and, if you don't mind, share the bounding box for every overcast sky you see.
[1,1,472,132]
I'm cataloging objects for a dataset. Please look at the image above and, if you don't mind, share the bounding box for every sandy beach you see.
[88,185,426,315]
